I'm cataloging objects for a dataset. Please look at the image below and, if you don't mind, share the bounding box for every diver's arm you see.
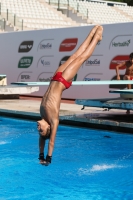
[46,119,59,163]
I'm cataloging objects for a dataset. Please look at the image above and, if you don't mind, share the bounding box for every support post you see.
[0,3,1,15]
[7,9,8,21]
[87,8,88,19]
[14,14,16,26]
[77,3,79,13]
[58,0,60,10]
[67,0,69,17]
[22,19,23,30]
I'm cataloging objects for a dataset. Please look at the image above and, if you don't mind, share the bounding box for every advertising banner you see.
[0,22,133,99]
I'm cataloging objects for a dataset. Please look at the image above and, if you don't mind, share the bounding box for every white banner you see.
[0,22,133,99]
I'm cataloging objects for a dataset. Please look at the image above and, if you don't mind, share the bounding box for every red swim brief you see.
[51,72,72,89]
[130,76,133,80]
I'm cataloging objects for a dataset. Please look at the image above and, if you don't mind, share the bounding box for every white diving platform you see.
[11,80,133,86]
[0,75,39,98]
[0,85,39,95]
[11,80,133,110]
[0,75,6,77]
[0,74,7,86]
[14,79,126,110]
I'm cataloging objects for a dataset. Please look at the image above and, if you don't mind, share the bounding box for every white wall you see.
[0,22,133,99]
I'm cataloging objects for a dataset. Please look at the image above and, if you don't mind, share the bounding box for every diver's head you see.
[37,119,51,140]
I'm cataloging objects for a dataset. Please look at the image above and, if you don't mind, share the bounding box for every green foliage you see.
[104,0,133,6]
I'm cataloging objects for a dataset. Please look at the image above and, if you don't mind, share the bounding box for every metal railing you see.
[0,3,23,31]
[0,18,6,31]
[0,0,89,32]
[46,0,89,19]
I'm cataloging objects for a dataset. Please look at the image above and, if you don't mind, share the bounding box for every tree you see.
[105,0,133,6]
[124,0,133,6]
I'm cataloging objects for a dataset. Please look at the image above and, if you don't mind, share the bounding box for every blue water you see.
[0,117,133,200]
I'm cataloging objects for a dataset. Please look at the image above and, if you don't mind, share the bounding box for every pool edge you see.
[0,108,133,134]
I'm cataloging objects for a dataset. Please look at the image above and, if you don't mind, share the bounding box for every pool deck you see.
[0,96,133,133]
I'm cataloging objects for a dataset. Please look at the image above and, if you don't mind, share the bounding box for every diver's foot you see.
[96,26,103,42]
[90,25,99,36]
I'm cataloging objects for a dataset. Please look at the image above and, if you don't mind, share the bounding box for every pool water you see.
[0,116,133,200]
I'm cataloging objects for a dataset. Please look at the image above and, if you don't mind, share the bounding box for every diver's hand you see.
[40,160,50,166]
[46,155,52,164]
[38,153,50,166]
[39,155,52,166]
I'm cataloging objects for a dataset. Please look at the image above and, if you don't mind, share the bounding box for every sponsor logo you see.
[109,35,132,49]
[37,56,52,68]
[17,72,32,82]
[84,78,100,81]
[37,39,53,51]
[112,40,130,47]
[83,73,102,82]
[21,75,30,80]
[109,55,129,70]
[85,59,100,66]
[41,60,50,66]
[37,72,53,82]
[59,38,78,52]
[38,77,51,81]
[18,57,33,68]
[40,43,52,49]
[18,41,33,52]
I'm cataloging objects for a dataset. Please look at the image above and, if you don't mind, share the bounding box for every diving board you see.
[75,98,133,111]
[0,75,7,86]
[110,89,133,99]
[0,85,39,95]
[11,80,133,86]
[0,75,6,78]
[110,89,133,94]
[76,89,133,111]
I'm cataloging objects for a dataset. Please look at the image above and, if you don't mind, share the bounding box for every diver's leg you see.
[62,26,103,81]
[55,25,99,74]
